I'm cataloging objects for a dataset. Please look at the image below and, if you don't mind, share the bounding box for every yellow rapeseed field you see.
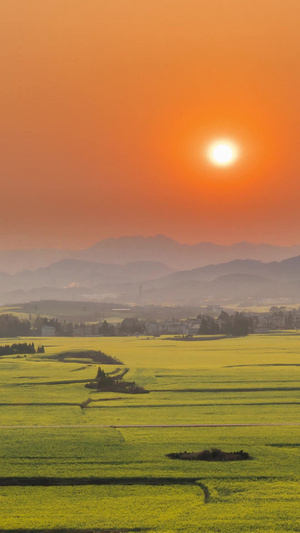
[0,333,299,531]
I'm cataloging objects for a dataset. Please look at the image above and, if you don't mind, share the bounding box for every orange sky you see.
[1,0,300,249]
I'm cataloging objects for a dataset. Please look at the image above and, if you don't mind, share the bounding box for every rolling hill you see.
[1,253,300,306]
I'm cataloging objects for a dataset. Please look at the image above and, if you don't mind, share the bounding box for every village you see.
[2,305,300,339]
[36,306,300,338]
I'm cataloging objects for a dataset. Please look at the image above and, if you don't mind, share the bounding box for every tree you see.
[98,320,115,336]
[119,317,145,335]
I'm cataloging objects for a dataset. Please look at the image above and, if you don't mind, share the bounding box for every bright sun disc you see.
[208,141,238,166]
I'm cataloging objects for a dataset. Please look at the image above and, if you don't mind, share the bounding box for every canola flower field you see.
[0,334,299,532]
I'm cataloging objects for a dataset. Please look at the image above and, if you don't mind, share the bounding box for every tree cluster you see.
[98,320,116,336]
[198,311,253,337]
[85,366,149,394]
[0,314,31,337]
[98,317,146,336]
[32,316,64,335]
[118,317,146,335]
[0,342,44,356]
[167,448,252,461]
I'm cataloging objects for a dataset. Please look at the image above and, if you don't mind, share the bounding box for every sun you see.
[208,140,239,166]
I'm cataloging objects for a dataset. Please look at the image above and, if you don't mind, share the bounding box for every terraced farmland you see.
[0,334,299,532]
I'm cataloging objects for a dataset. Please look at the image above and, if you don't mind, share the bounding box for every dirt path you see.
[0,423,299,429]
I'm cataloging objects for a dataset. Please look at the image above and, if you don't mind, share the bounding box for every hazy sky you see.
[1,0,300,249]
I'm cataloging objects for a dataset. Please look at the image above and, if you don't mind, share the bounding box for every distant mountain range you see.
[135,256,300,305]
[1,251,300,306]
[1,234,300,274]
[0,260,173,304]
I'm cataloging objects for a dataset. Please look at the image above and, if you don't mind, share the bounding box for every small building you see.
[41,325,56,337]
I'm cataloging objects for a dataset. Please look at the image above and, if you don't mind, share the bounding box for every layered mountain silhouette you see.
[77,235,300,270]
[0,259,172,294]
[1,252,300,305]
[131,256,300,305]
[1,234,300,274]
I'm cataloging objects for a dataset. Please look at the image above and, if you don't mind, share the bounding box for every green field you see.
[0,334,299,532]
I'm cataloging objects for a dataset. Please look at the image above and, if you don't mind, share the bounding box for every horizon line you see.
[1,234,300,252]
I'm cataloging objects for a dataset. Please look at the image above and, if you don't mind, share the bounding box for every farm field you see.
[0,334,299,532]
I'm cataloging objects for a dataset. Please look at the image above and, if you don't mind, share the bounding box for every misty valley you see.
[1,236,300,533]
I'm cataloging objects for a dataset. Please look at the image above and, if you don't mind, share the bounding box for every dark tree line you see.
[98,317,145,336]
[0,314,31,337]
[0,312,146,338]
[0,310,253,339]
[0,342,44,356]
[198,311,253,337]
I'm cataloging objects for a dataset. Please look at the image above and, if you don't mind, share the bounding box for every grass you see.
[0,333,299,531]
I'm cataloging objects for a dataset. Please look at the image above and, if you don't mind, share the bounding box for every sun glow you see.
[208,140,239,166]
